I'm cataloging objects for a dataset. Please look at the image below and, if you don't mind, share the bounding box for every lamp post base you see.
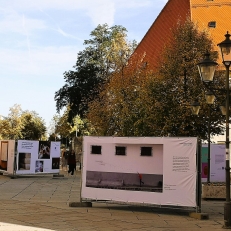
[224,202,231,228]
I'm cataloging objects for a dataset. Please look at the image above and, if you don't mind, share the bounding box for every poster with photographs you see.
[82,136,197,208]
[16,140,60,175]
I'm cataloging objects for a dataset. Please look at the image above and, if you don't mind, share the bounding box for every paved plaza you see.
[0,170,227,231]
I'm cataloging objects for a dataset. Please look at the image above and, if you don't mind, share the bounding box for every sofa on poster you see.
[18,153,31,170]
[81,136,198,208]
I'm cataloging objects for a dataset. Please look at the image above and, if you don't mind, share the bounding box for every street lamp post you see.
[205,91,215,183]
[191,92,214,183]
[195,32,231,228]
[207,105,211,183]
[218,32,231,228]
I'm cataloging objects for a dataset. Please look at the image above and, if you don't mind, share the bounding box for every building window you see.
[142,62,148,68]
[91,145,101,154]
[115,146,126,155]
[140,147,152,156]
[208,21,216,28]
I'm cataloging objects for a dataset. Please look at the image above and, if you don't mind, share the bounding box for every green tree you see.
[54,110,72,140]
[71,114,93,137]
[86,55,153,136]
[49,107,94,145]
[0,104,23,139]
[86,19,225,139]
[21,111,46,140]
[0,118,12,139]
[55,24,137,122]
[149,18,225,139]
[48,114,60,141]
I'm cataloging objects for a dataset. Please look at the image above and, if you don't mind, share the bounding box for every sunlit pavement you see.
[0,222,54,231]
[0,169,226,231]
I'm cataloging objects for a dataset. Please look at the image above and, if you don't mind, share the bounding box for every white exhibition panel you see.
[16,140,60,174]
[7,140,16,174]
[82,136,197,207]
[210,144,225,182]
[201,144,225,183]
[0,140,15,174]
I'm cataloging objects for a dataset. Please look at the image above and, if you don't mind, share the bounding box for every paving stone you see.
[0,172,227,231]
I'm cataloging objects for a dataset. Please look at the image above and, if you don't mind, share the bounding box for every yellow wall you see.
[191,0,231,64]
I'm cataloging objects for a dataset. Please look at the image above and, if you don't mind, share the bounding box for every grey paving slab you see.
[0,170,228,231]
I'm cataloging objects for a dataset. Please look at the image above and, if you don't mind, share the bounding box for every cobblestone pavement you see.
[0,170,226,231]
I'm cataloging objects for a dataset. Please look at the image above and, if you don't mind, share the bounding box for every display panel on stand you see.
[201,144,225,183]
[16,140,60,174]
[81,137,198,208]
[0,140,15,174]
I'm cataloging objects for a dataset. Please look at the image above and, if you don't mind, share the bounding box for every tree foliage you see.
[0,104,47,140]
[86,19,225,140]
[86,55,155,136]
[151,18,225,138]
[55,24,137,122]
[49,107,94,143]
[21,111,46,140]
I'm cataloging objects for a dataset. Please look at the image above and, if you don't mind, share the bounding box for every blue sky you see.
[0,0,168,128]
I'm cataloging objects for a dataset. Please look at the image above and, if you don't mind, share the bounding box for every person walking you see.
[68,150,76,175]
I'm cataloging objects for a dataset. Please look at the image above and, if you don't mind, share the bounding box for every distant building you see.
[133,0,231,68]
[133,0,231,143]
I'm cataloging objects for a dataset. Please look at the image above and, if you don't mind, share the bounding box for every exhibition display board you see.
[16,140,60,175]
[201,144,225,182]
[0,140,15,174]
[82,136,198,208]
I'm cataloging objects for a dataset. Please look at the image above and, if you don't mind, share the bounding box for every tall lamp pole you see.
[194,32,231,228]
[205,91,215,183]
[192,69,216,184]
[218,32,231,228]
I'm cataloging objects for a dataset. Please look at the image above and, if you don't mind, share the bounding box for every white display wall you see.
[210,144,225,182]
[16,140,60,174]
[201,144,225,183]
[82,136,198,208]
[0,140,15,174]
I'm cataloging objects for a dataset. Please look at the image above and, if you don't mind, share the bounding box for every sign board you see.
[201,144,225,182]
[0,140,15,174]
[16,140,60,174]
[81,137,198,208]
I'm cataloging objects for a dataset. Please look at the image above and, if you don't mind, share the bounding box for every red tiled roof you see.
[132,0,191,69]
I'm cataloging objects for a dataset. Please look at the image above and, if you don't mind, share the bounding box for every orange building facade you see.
[134,0,231,67]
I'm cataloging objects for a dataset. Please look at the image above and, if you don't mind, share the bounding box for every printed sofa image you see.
[18,153,31,170]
